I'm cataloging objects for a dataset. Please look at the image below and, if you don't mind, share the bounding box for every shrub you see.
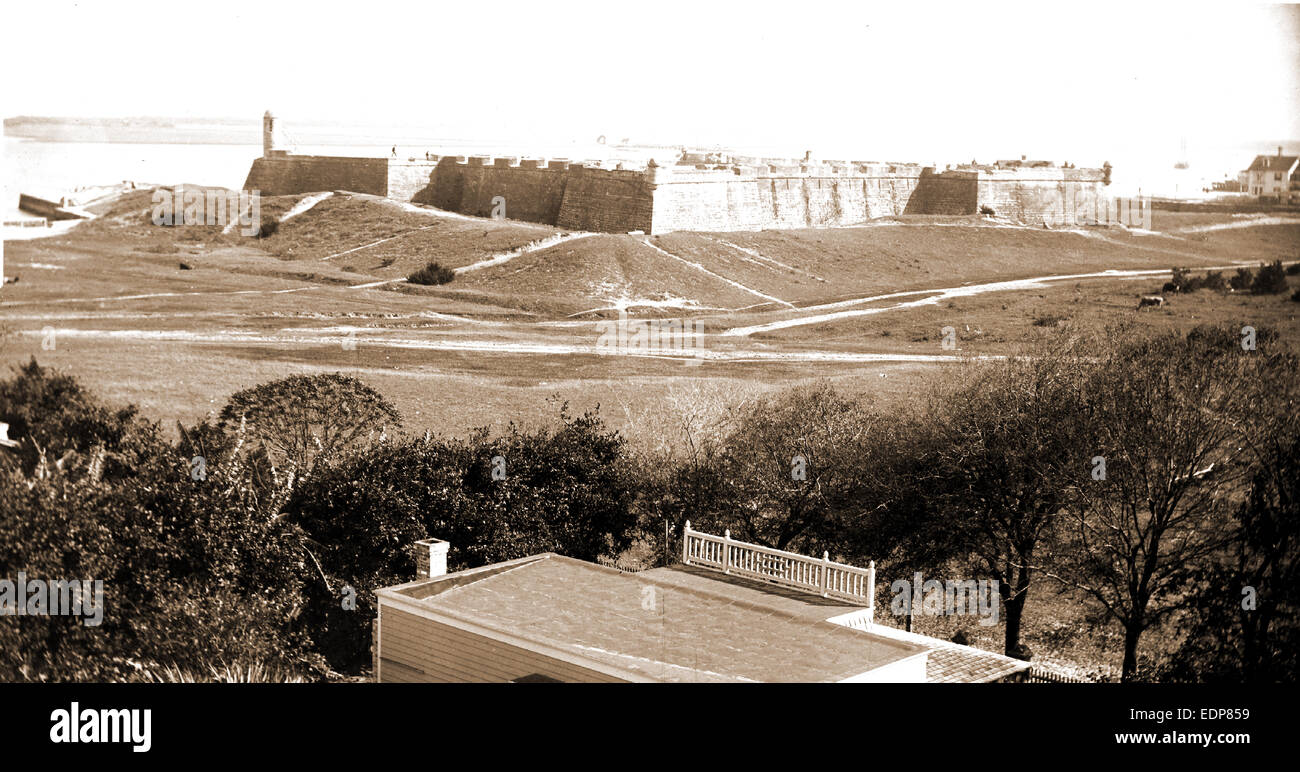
[1167,267,1210,293]
[1230,267,1255,291]
[1286,263,1300,276]
[979,205,995,216]
[287,404,638,668]
[407,261,455,286]
[256,217,278,238]
[0,367,321,681]
[1201,270,1227,292]
[131,661,311,683]
[1033,314,1067,327]
[217,373,402,473]
[1291,289,1300,303]
[0,358,151,479]
[1251,260,1289,294]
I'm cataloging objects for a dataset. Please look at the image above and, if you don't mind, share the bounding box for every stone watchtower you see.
[262,110,287,157]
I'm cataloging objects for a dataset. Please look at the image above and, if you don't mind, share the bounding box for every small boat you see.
[17,193,91,221]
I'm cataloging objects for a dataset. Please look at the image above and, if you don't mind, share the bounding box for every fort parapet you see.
[244,150,1110,234]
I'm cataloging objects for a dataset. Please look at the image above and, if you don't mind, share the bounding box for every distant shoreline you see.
[5,135,264,146]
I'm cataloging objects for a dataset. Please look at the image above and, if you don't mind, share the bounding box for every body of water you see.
[4,137,262,220]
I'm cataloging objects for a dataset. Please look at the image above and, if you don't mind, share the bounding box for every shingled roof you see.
[1246,154,1299,172]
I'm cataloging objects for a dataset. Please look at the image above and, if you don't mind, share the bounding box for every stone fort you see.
[244,112,1112,234]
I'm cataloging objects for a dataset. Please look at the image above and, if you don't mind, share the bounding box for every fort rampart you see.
[244,153,1109,234]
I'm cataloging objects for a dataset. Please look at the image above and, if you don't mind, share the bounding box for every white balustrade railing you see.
[681,521,875,621]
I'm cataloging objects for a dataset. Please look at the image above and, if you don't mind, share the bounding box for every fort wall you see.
[974,167,1109,226]
[243,153,1107,234]
[243,155,389,197]
[556,165,655,233]
[646,164,983,232]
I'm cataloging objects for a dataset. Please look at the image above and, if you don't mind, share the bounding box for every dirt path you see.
[722,262,1294,337]
[0,285,319,307]
[455,232,598,274]
[638,237,796,309]
[320,224,440,261]
[22,327,993,364]
[1173,216,1300,234]
[708,237,828,283]
[277,192,335,223]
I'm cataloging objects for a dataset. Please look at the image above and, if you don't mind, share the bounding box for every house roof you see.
[640,565,1031,683]
[380,554,928,682]
[859,623,1031,683]
[1246,154,1299,173]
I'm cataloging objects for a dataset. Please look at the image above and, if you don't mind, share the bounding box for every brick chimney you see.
[411,538,450,579]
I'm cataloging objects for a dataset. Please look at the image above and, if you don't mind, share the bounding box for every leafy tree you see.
[0,358,148,479]
[0,367,319,681]
[286,404,638,667]
[712,382,880,552]
[218,373,402,474]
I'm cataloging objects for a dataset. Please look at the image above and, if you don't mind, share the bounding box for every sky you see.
[2,0,1297,169]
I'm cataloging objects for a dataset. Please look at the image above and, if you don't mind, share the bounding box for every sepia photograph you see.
[1,0,1295,757]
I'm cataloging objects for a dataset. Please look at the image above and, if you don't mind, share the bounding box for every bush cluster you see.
[407,261,455,285]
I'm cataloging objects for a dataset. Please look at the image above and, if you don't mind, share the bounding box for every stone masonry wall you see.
[389,157,571,225]
[555,165,655,233]
[975,168,1109,226]
[460,158,570,223]
[648,164,977,232]
[243,156,389,197]
[243,154,1106,234]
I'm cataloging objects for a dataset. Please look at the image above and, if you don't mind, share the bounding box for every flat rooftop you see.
[383,554,927,682]
[640,565,1031,683]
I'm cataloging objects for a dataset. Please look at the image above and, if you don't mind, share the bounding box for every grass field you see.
[3,189,1298,679]
[4,189,1297,434]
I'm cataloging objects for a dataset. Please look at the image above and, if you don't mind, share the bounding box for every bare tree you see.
[1050,328,1264,681]
[929,343,1094,658]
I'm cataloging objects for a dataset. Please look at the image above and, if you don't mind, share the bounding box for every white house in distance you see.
[373,526,1034,683]
[1243,147,1299,201]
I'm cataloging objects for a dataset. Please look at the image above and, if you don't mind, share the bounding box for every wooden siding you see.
[377,604,629,683]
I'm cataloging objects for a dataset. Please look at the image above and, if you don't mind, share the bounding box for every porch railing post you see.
[682,520,691,565]
[821,551,831,597]
[867,560,876,628]
[722,529,731,574]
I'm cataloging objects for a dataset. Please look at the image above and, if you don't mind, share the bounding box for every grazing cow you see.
[1136,295,1164,310]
